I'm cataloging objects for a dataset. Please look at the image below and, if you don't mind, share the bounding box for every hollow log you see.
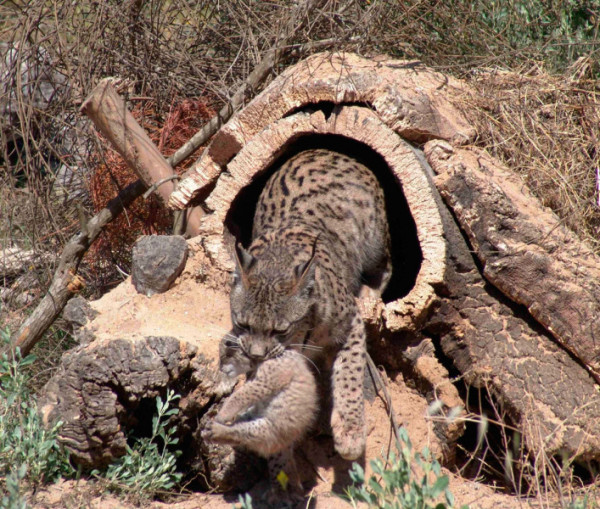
[168,52,475,210]
[39,52,600,500]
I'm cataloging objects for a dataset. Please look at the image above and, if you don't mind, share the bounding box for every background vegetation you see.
[1,0,599,506]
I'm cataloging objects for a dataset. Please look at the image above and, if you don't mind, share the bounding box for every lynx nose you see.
[247,342,267,360]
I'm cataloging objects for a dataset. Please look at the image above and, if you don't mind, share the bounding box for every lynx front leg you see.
[330,310,366,460]
[201,420,241,446]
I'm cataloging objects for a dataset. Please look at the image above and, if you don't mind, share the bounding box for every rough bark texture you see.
[426,140,600,382]
[417,146,600,459]
[38,336,199,468]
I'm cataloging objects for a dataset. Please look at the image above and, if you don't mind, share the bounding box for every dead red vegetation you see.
[86,97,214,289]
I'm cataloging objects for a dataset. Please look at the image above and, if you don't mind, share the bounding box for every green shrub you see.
[343,427,467,509]
[478,0,599,71]
[0,327,75,508]
[92,389,183,499]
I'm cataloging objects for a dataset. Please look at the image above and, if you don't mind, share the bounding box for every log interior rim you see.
[198,105,446,331]
[225,132,423,303]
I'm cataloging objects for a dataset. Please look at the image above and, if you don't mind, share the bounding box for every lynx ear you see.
[233,243,255,282]
[293,237,318,293]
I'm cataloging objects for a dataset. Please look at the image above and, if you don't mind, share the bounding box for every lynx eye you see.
[272,326,290,337]
[233,319,250,332]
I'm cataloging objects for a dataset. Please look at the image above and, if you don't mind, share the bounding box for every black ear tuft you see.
[234,242,255,272]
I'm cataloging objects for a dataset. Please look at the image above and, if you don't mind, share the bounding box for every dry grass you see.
[463,62,600,252]
[449,378,600,508]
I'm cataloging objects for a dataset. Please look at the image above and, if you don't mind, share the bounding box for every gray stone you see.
[63,296,97,330]
[132,235,188,296]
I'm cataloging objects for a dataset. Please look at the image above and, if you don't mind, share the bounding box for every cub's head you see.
[229,241,317,361]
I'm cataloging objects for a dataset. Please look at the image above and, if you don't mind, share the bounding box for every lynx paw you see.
[331,409,366,460]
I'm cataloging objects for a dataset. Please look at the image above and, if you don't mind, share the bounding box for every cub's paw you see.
[331,409,366,460]
[201,421,236,445]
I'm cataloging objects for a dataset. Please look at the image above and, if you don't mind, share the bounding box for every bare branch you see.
[8,179,147,357]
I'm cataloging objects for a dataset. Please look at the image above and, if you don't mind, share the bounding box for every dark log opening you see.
[282,100,373,122]
[224,133,423,302]
[107,367,208,484]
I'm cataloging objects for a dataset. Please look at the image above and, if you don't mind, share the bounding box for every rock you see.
[132,235,188,296]
[62,296,98,344]
[63,296,97,329]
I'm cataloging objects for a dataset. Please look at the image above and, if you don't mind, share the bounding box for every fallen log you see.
[426,140,600,382]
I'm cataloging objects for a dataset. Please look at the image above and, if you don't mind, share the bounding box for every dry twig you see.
[8,180,146,357]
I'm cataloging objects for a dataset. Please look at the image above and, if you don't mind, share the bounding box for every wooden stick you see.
[80,79,202,236]
[8,180,147,357]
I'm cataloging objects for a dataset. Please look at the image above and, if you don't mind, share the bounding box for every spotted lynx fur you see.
[223,148,391,460]
[203,345,317,488]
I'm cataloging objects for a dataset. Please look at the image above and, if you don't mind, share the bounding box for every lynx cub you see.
[226,148,392,460]
[203,345,318,487]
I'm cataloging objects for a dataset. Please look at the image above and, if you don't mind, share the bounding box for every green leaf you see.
[445,487,455,506]
[430,475,449,498]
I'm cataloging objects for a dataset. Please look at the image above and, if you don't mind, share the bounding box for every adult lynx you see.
[226,148,391,460]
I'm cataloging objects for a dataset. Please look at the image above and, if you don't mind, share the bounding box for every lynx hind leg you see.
[331,310,367,461]
[215,375,272,425]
